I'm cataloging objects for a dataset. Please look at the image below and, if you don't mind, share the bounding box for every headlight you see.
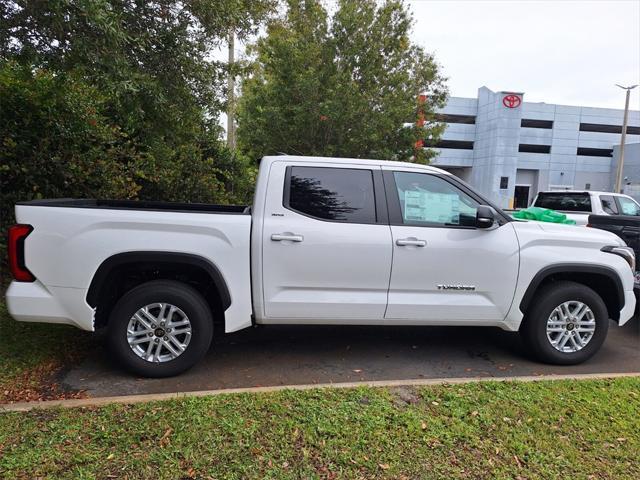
[601,246,636,272]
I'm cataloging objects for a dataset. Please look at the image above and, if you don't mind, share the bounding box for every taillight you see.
[8,224,35,282]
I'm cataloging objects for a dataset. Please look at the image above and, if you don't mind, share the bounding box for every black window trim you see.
[382,169,512,229]
[282,165,388,226]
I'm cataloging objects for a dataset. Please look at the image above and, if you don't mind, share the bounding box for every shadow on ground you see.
[63,316,640,397]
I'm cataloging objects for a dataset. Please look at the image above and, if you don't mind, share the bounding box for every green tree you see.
[0,0,275,208]
[1,0,275,145]
[1,1,275,278]
[237,0,447,163]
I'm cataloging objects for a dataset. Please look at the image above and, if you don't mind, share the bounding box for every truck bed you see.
[17,199,250,215]
[10,200,253,332]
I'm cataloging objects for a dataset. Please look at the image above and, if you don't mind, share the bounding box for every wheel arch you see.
[519,264,625,322]
[87,251,231,329]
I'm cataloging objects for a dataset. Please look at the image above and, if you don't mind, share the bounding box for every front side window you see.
[617,196,640,216]
[286,166,376,223]
[393,171,479,227]
[600,195,618,215]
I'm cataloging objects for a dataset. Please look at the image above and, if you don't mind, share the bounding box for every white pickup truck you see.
[6,156,637,377]
[532,190,640,226]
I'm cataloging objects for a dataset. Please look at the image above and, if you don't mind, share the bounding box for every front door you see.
[261,162,393,320]
[384,169,520,322]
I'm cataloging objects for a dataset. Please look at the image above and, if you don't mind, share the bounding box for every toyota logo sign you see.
[503,94,522,108]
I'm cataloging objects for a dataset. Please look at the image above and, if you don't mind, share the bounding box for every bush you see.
[0,62,255,282]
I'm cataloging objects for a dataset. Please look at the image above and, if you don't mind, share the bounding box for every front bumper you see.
[619,290,636,326]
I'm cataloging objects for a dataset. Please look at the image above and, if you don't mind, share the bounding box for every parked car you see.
[531,190,640,226]
[588,214,640,288]
[6,156,636,377]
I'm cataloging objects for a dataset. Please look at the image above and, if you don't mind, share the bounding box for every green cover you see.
[512,206,576,225]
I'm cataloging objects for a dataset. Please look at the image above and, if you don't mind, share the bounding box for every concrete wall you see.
[612,142,640,194]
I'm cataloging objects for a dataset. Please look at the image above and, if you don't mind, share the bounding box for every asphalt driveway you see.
[61,315,640,398]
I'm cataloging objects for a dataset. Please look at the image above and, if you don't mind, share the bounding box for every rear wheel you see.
[107,280,213,377]
[520,281,609,365]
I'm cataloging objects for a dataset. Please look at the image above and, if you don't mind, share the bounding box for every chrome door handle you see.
[271,233,304,242]
[396,238,426,247]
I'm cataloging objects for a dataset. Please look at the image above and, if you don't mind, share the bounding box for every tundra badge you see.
[437,284,476,291]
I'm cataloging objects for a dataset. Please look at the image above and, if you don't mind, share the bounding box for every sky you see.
[220,0,640,131]
[406,0,640,109]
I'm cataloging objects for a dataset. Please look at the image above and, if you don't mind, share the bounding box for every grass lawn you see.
[1,378,638,479]
[0,301,92,402]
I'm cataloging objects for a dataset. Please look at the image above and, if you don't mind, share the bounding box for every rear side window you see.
[534,192,592,212]
[285,166,376,223]
[600,195,618,215]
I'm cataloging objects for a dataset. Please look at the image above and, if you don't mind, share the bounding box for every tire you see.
[107,280,213,377]
[520,281,609,365]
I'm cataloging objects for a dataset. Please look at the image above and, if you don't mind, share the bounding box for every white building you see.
[430,87,640,208]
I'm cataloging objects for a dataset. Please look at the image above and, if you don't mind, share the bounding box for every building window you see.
[518,144,551,154]
[500,177,509,189]
[427,140,474,150]
[434,113,476,124]
[579,123,640,135]
[521,119,553,129]
[576,147,613,157]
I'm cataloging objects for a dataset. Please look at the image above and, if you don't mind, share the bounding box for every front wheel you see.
[520,281,609,365]
[107,280,213,377]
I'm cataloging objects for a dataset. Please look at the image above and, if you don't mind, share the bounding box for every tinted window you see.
[286,166,376,223]
[617,196,640,216]
[534,192,592,212]
[600,195,618,215]
[393,172,479,227]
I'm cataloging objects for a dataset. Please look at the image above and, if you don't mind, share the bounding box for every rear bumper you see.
[6,281,95,331]
[619,290,636,326]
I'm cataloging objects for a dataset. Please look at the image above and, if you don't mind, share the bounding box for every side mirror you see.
[476,205,496,229]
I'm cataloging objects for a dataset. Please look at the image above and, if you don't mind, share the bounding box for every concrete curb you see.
[2,371,639,412]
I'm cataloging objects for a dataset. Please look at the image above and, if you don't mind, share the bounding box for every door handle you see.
[271,233,304,242]
[396,238,426,247]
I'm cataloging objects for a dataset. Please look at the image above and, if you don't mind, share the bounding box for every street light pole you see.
[614,84,638,193]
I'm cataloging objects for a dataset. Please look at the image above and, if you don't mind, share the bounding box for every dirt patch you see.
[1,360,88,403]
[391,386,420,407]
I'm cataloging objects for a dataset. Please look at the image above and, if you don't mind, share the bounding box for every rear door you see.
[261,161,392,321]
[383,169,520,322]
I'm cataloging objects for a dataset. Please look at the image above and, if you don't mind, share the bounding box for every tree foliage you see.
[237,0,448,163]
[0,1,275,213]
[1,1,274,276]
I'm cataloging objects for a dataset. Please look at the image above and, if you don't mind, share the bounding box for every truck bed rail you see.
[17,199,250,215]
